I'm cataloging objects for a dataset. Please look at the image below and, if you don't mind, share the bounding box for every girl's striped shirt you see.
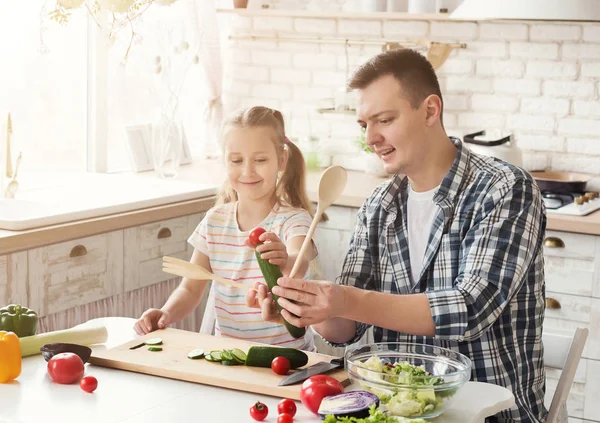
[188,202,316,351]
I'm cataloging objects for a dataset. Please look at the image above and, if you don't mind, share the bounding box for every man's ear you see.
[423,94,442,126]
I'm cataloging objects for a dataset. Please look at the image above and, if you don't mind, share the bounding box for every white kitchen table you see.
[0,317,515,423]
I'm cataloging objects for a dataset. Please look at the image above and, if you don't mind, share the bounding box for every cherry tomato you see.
[249,401,269,421]
[271,356,291,375]
[299,375,344,415]
[80,375,98,393]
[277,398,297,417]
[277,413,294,423]
[249,227,266,246]
[47,352,85,385]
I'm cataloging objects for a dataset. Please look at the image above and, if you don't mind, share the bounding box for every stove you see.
[543,191,600,216]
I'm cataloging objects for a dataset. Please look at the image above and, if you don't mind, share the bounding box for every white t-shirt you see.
[188,202,316,351]
[406,184,440,285]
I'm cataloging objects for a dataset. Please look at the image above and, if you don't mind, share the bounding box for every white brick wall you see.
[222,9,600,175]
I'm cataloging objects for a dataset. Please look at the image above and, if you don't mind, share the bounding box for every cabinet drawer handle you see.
[544,237,565,249]
[69,245,87,258]
[546,298,561,309]
[157,228,172,239]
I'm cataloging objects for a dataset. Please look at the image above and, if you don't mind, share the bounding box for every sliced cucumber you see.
[221,350,234,361]
[209,350,223,361]
[221,360,238,366]
[187,348,205,359]
[231,348,247,364]
[147,346,163,352]
[204,355,218,362]
[145,338,163,346]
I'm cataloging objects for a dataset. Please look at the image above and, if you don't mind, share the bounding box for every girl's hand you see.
[134,308,171,335]
[244,231,288,268]
[245,281,283,324]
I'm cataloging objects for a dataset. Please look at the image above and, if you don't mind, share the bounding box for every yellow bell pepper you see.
[0,331,22,383]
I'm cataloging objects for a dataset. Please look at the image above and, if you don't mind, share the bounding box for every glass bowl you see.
[345,342,472,419]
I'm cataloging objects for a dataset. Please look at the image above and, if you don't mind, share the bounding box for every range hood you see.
[450,0,600,22]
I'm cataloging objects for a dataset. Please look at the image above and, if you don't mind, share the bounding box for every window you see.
[105,2,209,171]
[0,1,87,174]
[1,1,212,175]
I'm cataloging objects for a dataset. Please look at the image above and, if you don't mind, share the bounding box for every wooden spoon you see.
[288,165,347,278]
[162,256,256,291]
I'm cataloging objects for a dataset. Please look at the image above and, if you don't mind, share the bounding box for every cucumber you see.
[145,338,163,346]
[255,250,306,339]
[231,348,247,364]
[245,346,309,369]
[187,349,205,359]
[147,346,162,352]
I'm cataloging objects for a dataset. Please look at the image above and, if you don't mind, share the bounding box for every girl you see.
[134,106,318,351]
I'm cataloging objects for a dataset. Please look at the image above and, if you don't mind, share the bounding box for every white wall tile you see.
[293,18,337,35]
[383,21,429,38]
[430,22,478,39]
[253,16,293,31]
[470,94,519,112]
[479,23,528,41]
[510,42,559,60]
[271,68,311,84]
[562,43,600,60]
[507,115,556,133]
[530,24,581,41]
[520,98,570,116]
[558,119,600,137]
[475,59,525,78]
[544,81,596,99]
[526,61,578,79]
[567,138,600,155]
[582,25,600,42]
[493,78,541,96]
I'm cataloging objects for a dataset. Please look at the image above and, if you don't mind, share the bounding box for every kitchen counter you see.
[0,317,514,423]
[1,158,599,255]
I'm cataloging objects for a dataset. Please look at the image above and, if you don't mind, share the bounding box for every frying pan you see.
[529,171,591,193]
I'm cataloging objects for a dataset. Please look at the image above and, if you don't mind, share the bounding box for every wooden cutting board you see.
[89,328,349,400]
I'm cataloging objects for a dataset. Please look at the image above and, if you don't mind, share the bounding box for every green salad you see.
[323,405,428,423]
[355,356,456,417]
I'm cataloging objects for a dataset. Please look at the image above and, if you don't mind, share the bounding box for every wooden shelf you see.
[216,8,468,21]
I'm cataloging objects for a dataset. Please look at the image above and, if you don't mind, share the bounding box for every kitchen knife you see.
[277,357,344,386]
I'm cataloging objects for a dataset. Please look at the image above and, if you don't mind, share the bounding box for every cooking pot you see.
[529,171,591,193]
[463,130,523,168]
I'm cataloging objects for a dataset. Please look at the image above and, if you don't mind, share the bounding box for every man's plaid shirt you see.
[334,138,547,422]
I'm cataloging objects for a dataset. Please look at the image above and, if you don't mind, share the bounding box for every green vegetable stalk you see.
[0,304,38,338]
[322,405,428,423]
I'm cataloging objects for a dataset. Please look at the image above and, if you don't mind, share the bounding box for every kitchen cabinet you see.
[0,212,207,333]
[124,214,202,293]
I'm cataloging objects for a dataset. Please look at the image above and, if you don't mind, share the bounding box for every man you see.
[250,48,547,423]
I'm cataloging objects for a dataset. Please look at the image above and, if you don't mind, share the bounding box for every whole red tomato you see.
[299,375,344,415]
[277,398,297,417]
[249,401,269,421]
[271,356,291,375]
[80,375,98,393]
[47,352,85,384]
[248,227,266,246]
[277,413,294,423]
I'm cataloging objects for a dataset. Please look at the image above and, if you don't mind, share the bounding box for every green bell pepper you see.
[0,304,38,338]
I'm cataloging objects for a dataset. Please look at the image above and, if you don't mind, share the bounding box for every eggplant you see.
[318,390,380,420]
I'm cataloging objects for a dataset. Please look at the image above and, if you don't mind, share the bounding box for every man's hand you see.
[244,231,288,268]
[272,276,347,327]
[245,281,283,324]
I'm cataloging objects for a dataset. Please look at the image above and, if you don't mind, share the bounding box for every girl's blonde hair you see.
[216,106,321,219]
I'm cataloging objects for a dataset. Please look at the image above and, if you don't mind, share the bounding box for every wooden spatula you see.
[288,165,348,278]
[162,256,255,291]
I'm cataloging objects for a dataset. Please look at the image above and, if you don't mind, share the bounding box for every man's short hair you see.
[348,48,444,113]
